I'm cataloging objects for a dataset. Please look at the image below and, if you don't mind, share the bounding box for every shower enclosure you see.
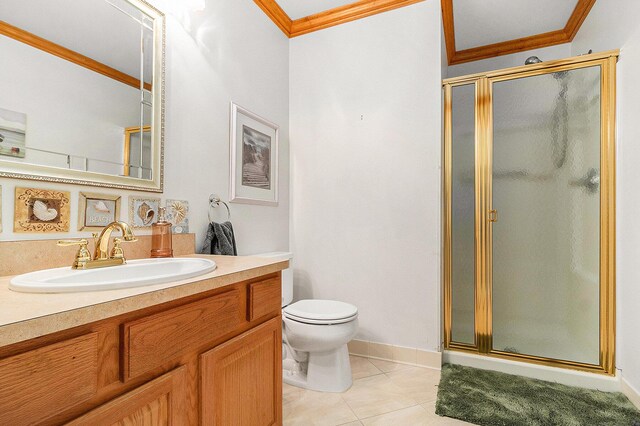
[442,50,618,374]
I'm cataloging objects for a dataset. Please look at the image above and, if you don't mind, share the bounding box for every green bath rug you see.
[436,363,640,426]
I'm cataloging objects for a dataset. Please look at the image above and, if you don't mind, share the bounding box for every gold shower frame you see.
[442,50,618,375]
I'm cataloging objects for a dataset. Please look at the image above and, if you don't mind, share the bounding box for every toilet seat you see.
[283,300,358,325]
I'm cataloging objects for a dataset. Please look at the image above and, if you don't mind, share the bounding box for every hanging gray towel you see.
[200,221,237,255]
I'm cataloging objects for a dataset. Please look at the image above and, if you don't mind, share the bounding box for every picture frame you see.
[14,187,70,233]
[229,102,279,206]
[78,192,121,231]
[128,196,160,228]
[166,199,189,234]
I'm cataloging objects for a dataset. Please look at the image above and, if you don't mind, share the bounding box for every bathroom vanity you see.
[0,255,287,425]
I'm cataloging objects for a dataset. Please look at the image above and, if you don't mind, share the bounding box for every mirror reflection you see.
[0,0,159,183]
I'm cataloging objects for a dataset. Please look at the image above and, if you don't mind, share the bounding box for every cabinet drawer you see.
[0,333,99,426]
[248,276,282,321]
[123,289,242,380]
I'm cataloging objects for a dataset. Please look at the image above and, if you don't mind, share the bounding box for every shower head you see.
[525,56,542,65]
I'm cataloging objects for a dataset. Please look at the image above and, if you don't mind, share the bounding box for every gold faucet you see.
[93,221,137,261]
[57,221,137,270]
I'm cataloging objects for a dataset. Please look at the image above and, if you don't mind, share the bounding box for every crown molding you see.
[443,0,597,66]
[254,0,424,38]
[254,0,596,62]
[289,0,424,38]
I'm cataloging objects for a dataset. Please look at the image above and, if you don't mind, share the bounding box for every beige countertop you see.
[0,255,288,347]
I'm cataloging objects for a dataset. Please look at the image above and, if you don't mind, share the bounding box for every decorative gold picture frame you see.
[78,192,121,232]
[14,187,70,233]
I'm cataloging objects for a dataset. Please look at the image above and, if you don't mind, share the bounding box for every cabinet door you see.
[67,366,187,426]
[201,316,282,426]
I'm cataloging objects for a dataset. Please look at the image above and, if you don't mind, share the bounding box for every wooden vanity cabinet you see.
[0,272,283,426]
[201,316,282,425]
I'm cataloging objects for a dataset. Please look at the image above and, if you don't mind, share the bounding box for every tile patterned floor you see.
[283,356,473,425]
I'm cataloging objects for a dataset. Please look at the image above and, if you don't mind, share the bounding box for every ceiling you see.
[256,0,596,65]
[443,0,596,65]
[453,0,577,51]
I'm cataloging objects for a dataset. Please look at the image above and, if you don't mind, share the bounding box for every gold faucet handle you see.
[111,236,136,261]
[57,239,92,269]
[57,239,89,247]
[111,238,125,260]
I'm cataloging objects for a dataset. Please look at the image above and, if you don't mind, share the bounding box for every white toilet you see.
[257,252,359,393]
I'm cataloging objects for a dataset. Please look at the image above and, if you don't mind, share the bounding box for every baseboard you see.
[622,377,640,410]
[443,350,621,392]
[347,339,442,370]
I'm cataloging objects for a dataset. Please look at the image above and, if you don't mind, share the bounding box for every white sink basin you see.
[9,258,217,293]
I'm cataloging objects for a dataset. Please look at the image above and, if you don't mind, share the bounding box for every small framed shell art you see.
[129,196,160,228]
[166,199,189,234]
[14,187,70,233]
[78,192,121,231]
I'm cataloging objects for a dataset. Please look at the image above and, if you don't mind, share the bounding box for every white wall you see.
[0,0,290,257]
[572,0,640,394]
[289,2,442,351]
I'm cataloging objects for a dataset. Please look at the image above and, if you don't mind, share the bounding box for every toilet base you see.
[283,344,353,392]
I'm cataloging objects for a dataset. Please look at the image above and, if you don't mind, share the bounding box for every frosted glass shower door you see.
[448,84,476,346]
[490,66,602,365]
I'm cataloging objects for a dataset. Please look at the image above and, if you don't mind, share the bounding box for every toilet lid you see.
[283,299,358,322]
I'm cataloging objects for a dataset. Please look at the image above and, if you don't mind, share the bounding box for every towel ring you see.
[208,194,231,222]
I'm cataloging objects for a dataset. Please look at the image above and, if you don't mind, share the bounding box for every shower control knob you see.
[570,168,600,194]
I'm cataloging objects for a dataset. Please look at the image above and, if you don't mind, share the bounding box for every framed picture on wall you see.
[129,196,160,228]
[14,187,70,233]
[229,102,279,206]
[78,192,121,231]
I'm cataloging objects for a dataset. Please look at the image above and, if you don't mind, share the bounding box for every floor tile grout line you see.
[338,391,361,424]
[342,375,422,421]
[351,356,384,378]
[353,371,386,381]
[354,402,423,422]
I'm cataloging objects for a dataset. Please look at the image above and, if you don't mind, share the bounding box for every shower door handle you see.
[489,209,498,223]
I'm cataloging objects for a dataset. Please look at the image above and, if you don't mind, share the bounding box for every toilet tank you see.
[255,252,293,307]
